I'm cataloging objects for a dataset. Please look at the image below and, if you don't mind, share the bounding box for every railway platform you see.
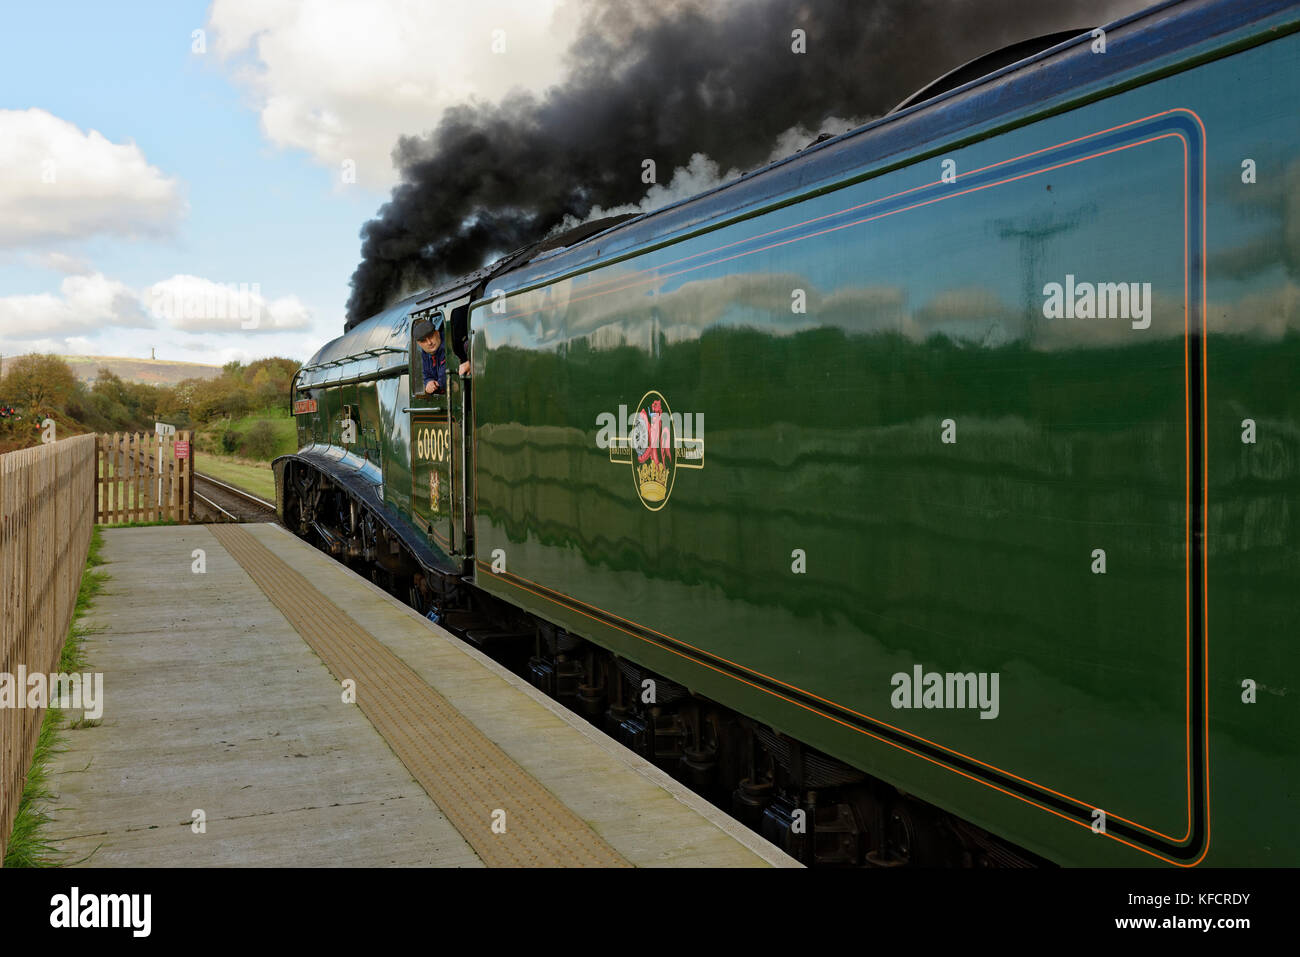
[43,523,795,867]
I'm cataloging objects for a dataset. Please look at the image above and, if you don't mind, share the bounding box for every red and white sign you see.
[293,398,318,414]
[174,441,190,459]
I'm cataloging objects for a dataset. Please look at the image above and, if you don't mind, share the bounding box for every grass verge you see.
[97,520,177,529]
[196,412,296,463]
[195,453,276,501]
[2,528,108,867]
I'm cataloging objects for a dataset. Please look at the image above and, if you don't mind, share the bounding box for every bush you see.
[221,430,241,453]
[192,430,220,455]
[241,420,278,460]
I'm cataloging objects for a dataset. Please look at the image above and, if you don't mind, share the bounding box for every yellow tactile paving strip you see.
[208,523,631,868]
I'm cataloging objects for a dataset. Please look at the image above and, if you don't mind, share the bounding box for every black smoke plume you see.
[345,0,1142,327]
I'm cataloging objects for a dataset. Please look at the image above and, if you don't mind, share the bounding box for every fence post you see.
[182,431,192,524]
[0,435,96,864]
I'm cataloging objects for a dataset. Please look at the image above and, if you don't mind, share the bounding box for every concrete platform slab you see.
[43,524,797,868]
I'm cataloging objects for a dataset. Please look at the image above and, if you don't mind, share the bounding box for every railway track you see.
[193,472,278,524]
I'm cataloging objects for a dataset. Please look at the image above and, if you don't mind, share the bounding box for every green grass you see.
[2,528,108,867]
[196,453,276,500]
[198,411,296,463]
[96,519,177,529]
[225,410,294,438]
[2,715,63,867]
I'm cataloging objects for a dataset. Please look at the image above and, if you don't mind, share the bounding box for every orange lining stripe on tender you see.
[474,108,1211,863]
[481,559,1200,868]
[1195,107,1211,867]
[489,135,1186,338]
[1183,134,1193,840]
[485,132,1194,842]
[492,109,1200,322]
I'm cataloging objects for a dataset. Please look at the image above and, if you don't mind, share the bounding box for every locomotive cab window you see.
[448,304,470,379]
[410,309,448,407]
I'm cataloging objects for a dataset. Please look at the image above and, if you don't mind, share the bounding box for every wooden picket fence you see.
[96,431,193,525]
[0,434,97,864]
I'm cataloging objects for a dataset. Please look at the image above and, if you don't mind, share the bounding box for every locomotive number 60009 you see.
[416,425,450,463]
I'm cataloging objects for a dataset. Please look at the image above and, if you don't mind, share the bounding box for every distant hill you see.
[54,355,225,387]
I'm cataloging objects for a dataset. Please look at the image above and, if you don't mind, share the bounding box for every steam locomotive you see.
[276,0,1300,866]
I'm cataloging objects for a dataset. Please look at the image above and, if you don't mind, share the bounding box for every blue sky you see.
[0,0,573,366]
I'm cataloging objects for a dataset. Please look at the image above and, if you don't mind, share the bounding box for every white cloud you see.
[0,331,314,369]
[0,109,184,247]
[158,338,312,365]
[0,272,151,339]
[0,271,316,366]
[5,336,100,357]
[146,274,313,332]
[28,251,94,275]
[207,0,579,187]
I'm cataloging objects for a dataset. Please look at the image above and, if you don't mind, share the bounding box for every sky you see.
[0,0,580,367]
[0,0,1157,370]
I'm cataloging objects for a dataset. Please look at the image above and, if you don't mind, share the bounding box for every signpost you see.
[155,422,177,504]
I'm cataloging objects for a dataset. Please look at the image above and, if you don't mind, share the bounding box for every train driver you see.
[413,315,447,395]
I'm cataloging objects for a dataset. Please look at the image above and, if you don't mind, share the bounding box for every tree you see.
[125,381,164,423]
[158,380,198,419]
[188,376,252,422]
[245,357,298,409]
[0,354,78,417]
[92,368,129,406]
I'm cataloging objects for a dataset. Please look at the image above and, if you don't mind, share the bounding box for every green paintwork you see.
[465,26,1300,866]
[378,375,412,516]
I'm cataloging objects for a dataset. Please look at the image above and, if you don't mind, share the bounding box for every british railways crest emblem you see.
[599,391,704,511]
